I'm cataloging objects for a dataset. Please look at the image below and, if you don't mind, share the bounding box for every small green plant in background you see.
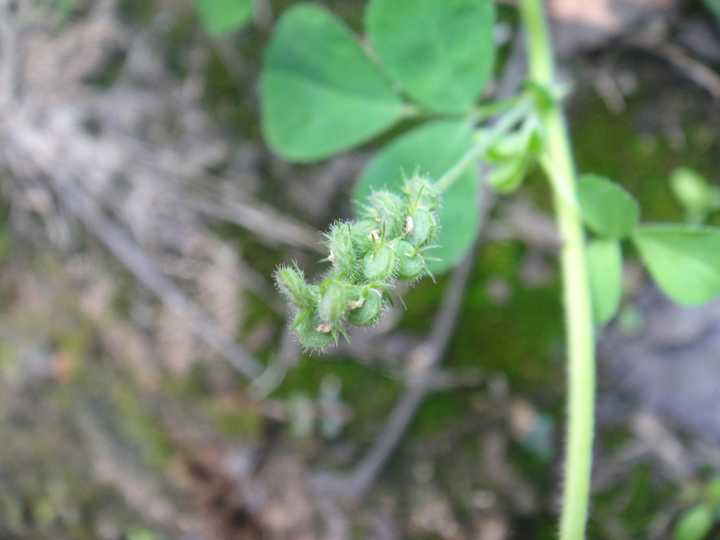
[673,476,720,540]
[706,0,720,24]
[670,167,720,225]
[192,0,253,36]
[260,0,720,538]
[126,528,160,540]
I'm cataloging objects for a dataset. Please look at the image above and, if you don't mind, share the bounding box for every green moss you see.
[206,406,262,438]
[572,92,719,223]
[119,0,156,24]
[275,356,400,442]
[455,242,563,393]
[111,385,175,467]
[592,464,675,538]
[410,391,467,436]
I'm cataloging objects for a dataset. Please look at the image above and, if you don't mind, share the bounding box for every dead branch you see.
[49,176,263,379]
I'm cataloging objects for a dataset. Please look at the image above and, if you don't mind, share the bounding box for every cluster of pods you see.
[275,175,441,349]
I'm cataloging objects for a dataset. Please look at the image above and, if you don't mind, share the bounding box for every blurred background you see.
[0,1,720,539]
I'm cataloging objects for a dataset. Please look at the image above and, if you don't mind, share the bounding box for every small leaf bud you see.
[404,175,441,211]
[363,190,405,237]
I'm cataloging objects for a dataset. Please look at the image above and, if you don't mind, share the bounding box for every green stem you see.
[471,94,526,121]
[519,1,596,539]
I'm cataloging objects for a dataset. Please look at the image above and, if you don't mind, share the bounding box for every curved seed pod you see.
[363,190,405,237]
[349,219,378,258]
[347,288,384,326]
[364,242,397,281]
[325,221,357,279]
[406,207,437,247]
[396,240,426,280]
[292,309,336,350]
[486,130,529,162]
[275,265,318,309]
[487,158,529,194]
[318,281,353,324]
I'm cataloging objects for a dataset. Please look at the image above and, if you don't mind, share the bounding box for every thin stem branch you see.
[50,177,263,380]
[519,1,596,539]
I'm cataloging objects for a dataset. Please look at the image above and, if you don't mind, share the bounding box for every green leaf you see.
[587,239,623,325]
[193,0,253,36]
[366,0,495,113]
[355,119,479,273]
[577,174,640,238]
[673,505,714,540]
[633,225,720,305]
[261,4,406,162]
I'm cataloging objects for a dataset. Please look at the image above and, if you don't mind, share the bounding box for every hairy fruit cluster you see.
[275,175,441,350]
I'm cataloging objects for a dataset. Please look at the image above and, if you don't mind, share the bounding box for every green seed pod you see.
[395,240,426,280]
[324,221,357,279]
[406,207,437,247]
[318,281,352,324]
[275,265,318,310]
[404,175,440,211]
[349,219,377,257]
[363,190,405,238]
[292,309,336,350]
[487,158,529,194]
[347,288,384,326]
[486,130,529,163]
[364,242,397,281]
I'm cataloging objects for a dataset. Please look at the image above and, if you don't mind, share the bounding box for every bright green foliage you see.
[261,1,720,537]
[670,168,720,223]
[633,225,720,305]
[587,239,623,325]
[260,4,406,162]
[366,0,495,113]
[356,120,478,273]
[275,176,440,349]
[673,505,714,540]
[193,0,253,36]
[577,174,639,238]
